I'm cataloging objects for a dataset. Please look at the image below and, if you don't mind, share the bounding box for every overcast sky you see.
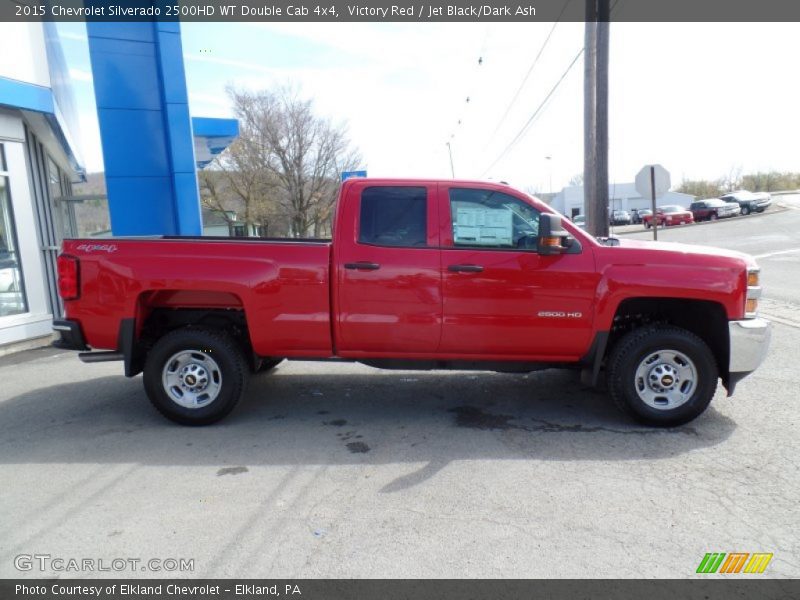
[58,21,800,193]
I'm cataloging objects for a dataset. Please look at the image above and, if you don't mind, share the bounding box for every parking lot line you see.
[753,247,800,259]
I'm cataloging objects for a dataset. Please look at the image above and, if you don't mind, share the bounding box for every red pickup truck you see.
[54,179,770,427]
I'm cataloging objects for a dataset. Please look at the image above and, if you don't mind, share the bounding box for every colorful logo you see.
[696,552,773,574]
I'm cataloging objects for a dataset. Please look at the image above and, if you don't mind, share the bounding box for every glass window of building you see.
[0,145,28,317]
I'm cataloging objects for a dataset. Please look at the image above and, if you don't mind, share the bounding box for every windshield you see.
[660,205,683,213]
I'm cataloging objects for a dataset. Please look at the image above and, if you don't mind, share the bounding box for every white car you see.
[719,190,772,215]
[0,267,17,292]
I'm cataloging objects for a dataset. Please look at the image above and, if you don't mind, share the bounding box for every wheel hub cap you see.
[634,350,698,410]
[179,364,208,392]
[162,350,222,409]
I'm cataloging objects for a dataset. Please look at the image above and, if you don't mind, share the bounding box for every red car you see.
[642,205,694,228]
[53,178,769,427]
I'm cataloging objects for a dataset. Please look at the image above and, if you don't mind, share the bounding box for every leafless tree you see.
[721,165,743,192]
[223,85,361,238]
[568,172,584,186]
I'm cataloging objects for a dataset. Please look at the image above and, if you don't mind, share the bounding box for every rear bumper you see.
[52,319,89,351]
[729,317,771,378]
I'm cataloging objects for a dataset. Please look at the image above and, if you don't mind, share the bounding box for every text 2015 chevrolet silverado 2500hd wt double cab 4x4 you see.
[53,179,771,427]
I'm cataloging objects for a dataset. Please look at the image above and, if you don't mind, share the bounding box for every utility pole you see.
[584,0,610,237]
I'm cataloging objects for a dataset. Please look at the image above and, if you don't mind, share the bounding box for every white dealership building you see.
[549,183,694,219]
[0,23,83,352]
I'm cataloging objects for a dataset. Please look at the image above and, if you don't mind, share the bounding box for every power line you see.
[485,0,574,146]
[481,0,623,178]
[481,47,584,177]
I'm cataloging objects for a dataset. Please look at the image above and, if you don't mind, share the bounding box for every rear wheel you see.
[607,325,718,427]
[710,213,718,221]
[644,221,651,229]
[143,328,249,425]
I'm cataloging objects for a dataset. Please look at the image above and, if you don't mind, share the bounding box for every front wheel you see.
[741,206,751,215]
[143,328,249,425]
[644,222,651,229]
[607,325,718,427]
[710,213,718,221]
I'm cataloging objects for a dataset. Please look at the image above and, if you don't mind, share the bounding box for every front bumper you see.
[729,318,771,375]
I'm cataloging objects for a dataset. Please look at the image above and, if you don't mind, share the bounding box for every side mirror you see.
[537,214,572,255]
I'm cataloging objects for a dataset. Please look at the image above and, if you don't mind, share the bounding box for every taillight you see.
[57,254,80,300]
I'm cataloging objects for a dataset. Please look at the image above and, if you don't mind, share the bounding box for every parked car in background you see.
[690,199,741,221]
[0,256,18,292]
[633,209,652,224]
[642,205,694,228]
[719,191,772,215]
[0,268,15,292]
[609,210,632,226]
[572,214,586,229]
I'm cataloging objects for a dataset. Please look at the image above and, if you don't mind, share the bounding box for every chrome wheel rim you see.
[634,349,697,410]
[162,350,223,409]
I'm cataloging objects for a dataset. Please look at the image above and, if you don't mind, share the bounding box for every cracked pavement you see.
[1,204,798,578]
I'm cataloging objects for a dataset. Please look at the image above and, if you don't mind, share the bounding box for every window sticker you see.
[453,206,513,246]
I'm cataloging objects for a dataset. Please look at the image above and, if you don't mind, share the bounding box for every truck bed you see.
[61,237,334,357]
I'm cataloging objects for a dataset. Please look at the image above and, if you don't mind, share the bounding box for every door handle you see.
[448,264,484,273]
[344,262,381,271]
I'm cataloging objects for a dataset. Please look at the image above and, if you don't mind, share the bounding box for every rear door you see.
[334,182,442,355]
[438,184,598,359]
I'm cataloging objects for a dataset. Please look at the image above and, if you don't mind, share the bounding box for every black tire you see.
[741,205,751,216]
[255,358,283,374]
[644,222,651,229]
[143,328,249,425]
[607,325,718,427]
[710,213,718,221]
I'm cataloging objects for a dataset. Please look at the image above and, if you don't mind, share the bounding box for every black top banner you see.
[3,0,800,22]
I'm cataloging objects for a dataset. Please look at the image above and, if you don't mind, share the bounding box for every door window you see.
[359,186,427,247]
[449,188,540,249]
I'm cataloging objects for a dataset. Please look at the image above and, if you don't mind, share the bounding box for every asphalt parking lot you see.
[1,204,798,579]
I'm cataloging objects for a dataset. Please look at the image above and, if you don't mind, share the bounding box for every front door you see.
[438,184,598,359]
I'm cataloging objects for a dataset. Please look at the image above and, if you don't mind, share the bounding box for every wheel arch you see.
[588,297,730,389]
[120,292,257,377]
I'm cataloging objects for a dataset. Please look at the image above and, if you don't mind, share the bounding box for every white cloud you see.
[68,68,93,82]
[184,52,276,74]
[76,110,103,173]
[59,31,87,42]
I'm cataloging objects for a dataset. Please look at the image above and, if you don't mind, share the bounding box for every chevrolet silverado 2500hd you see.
[53,179,770,426]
